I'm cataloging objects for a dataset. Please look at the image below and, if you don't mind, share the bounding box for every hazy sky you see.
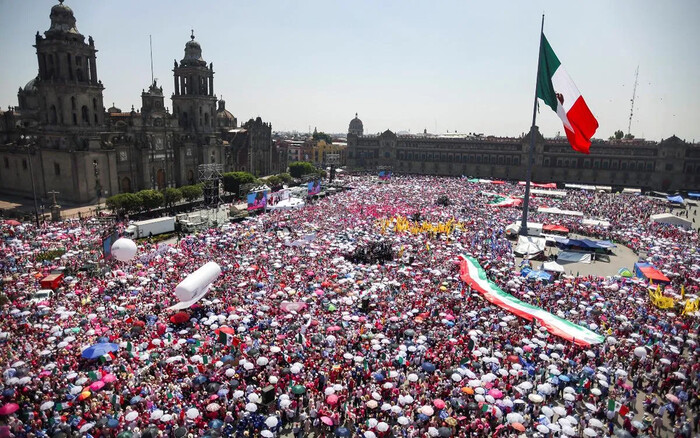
[1,0,699,141]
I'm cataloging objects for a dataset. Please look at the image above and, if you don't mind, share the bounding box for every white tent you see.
[514,236,546,257]
[542,261,565,273]
[538,207,584,217]
[582,218,611,228]
[557,251,592,264]
[268,198,305,211]
[650,213,692,229]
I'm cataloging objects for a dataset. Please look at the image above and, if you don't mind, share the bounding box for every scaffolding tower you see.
[198,163,224,227]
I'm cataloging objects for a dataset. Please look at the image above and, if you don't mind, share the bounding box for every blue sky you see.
[1,0,699,141]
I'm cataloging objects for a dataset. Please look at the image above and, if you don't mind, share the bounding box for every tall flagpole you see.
[520,14,545,237]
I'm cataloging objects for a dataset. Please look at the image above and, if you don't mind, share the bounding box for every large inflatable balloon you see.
[111,238,138,262]
[169,262,221,310]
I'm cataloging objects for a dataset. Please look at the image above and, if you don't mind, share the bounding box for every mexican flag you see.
[537,34,598,154]
[459,255,604,347]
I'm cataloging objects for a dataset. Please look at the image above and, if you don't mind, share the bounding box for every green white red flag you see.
[537,34,598,154]
[459,255,604,347]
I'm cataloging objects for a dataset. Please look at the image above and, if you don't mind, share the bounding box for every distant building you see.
[346,116,699,191]
[0,2,278,204]
[348,113,363,136]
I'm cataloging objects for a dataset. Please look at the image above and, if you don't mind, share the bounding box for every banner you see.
[307,180,321,196]
[459,255,604,347]
[378,170,392,181]
[247,190,268,211]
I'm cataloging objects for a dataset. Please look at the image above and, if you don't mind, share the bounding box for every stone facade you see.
[0,2,278,205]
[346,117,700,192]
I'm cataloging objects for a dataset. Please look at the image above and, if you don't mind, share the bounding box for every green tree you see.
[265,175,282,190]
[222,171,257,195]
[614,130,624,140]
[277,173,293,184]
[312,131,333,144]
[180,184,203,202]
[288,161,317,178]
[624,133,635,140]
[136,189,164,211]
[106,193,141,215]
[163,187,182,209]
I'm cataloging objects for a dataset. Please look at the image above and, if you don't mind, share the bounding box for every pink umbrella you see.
[0,403,19,415]
[320,416,333,426]
[488,389,503,399]
[102,374,117,383]
[433,399,446,409]
[89,381,105,391]
[326,394,339,405]
[327,326,342,332]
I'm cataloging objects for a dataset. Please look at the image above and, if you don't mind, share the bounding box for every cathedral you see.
[0,1,285,205]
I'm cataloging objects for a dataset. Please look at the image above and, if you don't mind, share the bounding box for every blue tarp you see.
[689,192,700,199]
[521,267,553,282]
[667,195,684,203]
[557,238,612,250]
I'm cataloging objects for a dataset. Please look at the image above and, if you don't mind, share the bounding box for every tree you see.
[136,189,164,211]
[624,133,635,140]
[277,173,293,184]
[163,187,182,209]
[222,171,257,195]
[180,184,203,202]
[312,131,333,144]
[265,175,282,190]
[106,193,141,216]
[614,130,624,140]
[288,161,317,178]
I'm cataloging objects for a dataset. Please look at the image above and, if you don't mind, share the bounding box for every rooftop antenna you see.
[627,65,639,136]
[149,35,154,86]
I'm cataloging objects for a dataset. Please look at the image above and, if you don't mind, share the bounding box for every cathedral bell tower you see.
[171,31,216,134]
[34,0,105,130]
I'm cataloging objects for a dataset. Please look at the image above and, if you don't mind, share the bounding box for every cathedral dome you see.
[181,31,205,66]
[348,113,363,136]
[216,99,236,128]
[23,78,38,93]
[48,1,80,35]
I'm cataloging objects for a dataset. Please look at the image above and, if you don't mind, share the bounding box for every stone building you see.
[346,115,700,192]
[0,1,278,205]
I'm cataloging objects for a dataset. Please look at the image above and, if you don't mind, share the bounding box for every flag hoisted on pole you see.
[520,15,598,236]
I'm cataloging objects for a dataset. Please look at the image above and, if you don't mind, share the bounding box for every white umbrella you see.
[206,403,221,412]
[537,425,550,434]
[151,410,164,420]
[186,408,200,419]
[79,423,95,433]
[125,411,138,422]
[583,427,597,437]
[265,416,278,428]
[245,402,257,412]
[40,401,54,411]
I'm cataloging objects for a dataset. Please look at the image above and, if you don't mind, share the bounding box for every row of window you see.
[544,157,655,172]
[350,150,521,166]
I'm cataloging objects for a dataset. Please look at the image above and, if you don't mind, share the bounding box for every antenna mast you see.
[627,66,639,136]
[149,35,154,85]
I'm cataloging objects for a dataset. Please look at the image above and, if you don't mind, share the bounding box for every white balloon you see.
[111,238,138,262]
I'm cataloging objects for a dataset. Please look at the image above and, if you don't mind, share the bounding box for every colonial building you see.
[0,1,278,205]
[346,115,700,192]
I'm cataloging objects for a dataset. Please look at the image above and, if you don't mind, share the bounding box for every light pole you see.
[20,133,41,227]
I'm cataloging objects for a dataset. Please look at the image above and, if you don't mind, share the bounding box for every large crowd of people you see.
[0,175,698,438]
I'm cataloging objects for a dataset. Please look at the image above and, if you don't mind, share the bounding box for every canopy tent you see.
[555,238,614,251]
[506,222,542,237]
[537,207,584,217]
[542,261,565,273]
[542,224,569,234]
[518,181,557,189]
[667,195,684,204]
[514,236,545,257]
[649,213,692,229]
[459,255,604,347]
[689,192,700,199]
[634,262,670,284]
[531,189,567,198]
[268,198,306,211]
[521,267,553,281]
[557,251,592,264]
[582,218,611,228]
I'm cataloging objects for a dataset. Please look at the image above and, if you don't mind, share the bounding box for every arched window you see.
[49,105,57,124]
[182,112,189,128]
[121,177,131,193]
[204,113,210,126]
[81,106,89,124]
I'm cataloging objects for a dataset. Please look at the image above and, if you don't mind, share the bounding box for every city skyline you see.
[1,0,699,141]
